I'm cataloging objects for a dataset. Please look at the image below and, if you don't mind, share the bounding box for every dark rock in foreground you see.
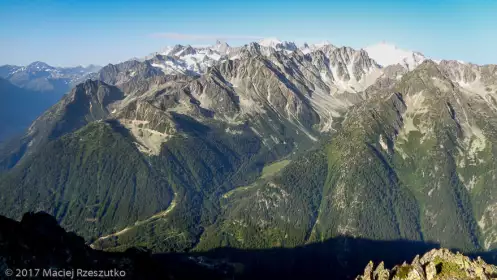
[0,212,231,280]
[356,248,497,280]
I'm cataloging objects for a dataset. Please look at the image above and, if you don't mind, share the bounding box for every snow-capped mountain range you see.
[0,62,101,81]
[4,38,486,101]
[138,38,429,80]
[0,38,428,89]
[0,62,101,90]
[85,37,438,144]
[111,38,496,126]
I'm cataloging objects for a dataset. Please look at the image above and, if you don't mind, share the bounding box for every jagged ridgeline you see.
[196,60,497,253]
[355,249,497,280]
[1,40,497,265]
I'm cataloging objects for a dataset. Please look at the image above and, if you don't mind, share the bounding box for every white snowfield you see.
[258,37,284,48]
[147,38,338,76]
[364,42,426,70]
[146,38,478,81]
[144,38,359,76]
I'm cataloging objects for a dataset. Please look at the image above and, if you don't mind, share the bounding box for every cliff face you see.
[356,248,497,280]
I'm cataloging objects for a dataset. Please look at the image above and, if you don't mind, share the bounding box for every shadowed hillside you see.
[3,211,497,280]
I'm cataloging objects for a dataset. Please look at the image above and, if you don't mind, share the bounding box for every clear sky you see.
[0,0,496,67]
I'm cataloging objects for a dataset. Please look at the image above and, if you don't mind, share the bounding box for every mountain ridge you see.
[355,248,497,280]
[1,38,497,270]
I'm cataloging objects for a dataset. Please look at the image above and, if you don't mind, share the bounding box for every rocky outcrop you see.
[355,249,497,280]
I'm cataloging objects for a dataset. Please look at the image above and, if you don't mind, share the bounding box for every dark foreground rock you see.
[0,212,231,280]
[355,248,497,280]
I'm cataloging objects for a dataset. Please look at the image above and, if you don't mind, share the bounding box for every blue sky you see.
[0,0,496,66]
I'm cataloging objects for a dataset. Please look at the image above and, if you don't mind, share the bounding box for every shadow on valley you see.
[167,239,497,279]
[4,212,497,280]
[159,238,443,280]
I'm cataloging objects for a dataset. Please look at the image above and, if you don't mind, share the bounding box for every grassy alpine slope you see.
[2,57,497,261]
[0,121,174,240]
[195,60,497,254]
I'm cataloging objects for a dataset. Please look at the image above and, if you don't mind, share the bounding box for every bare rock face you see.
[363,261,375,280]
[425,261,436,280]
[355,249,497,280]
[374,262,390,280]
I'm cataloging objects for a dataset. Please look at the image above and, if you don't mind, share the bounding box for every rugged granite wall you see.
[356,248,497,280]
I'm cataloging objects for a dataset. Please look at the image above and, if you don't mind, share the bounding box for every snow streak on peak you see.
[364,42,426,70]
[257,38,297,53]
[213,40,230,54]
[258,38,283,48]
[145,39,443,80]
[299,41,335,54]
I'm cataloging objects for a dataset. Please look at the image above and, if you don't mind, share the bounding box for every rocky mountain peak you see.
[259,37,283,47]
[318,44,338,54]
[76,78,100,93]
[258,38,297,52]
[355,249,497,280]
[300,41,337,54]
[167,44,185,56]
[330,46,356,63]
[411,59,450,81]
[3,34,497,280]
[215,39,229,47]
[246,42,265,55]
[178,45,197,56]
[214,40,230,54]
[414,59,442,71]
[26,61,54,71]
[393,59,458,98]
[437,60,479,85]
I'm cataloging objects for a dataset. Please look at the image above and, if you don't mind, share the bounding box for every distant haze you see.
[1,0,496,66]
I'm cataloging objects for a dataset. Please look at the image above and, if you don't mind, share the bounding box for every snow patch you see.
[225,127,244,135]
[379,134,388,151]
[428,188,435,197]
[364,42,426,70]
[258,37,282,48]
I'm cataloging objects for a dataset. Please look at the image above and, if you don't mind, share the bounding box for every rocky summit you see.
[356,249,497,280]
[1,36,497,280]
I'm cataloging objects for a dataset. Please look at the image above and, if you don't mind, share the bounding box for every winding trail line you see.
[90,192,178,247]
